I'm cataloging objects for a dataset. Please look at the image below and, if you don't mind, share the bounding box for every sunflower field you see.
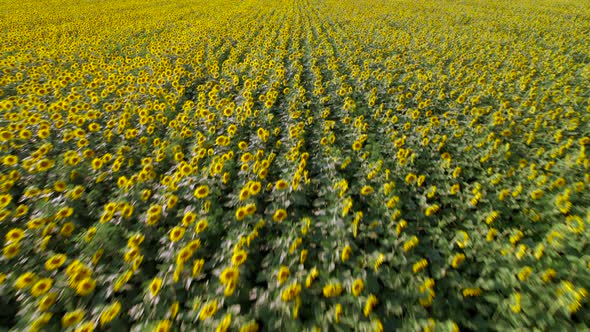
[1,0,590,330]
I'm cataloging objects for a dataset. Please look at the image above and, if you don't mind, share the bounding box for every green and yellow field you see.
[1,0,590,330]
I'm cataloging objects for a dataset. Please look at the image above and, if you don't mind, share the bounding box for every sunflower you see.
[341,245,352,262]
[62,309,85,328]
[352,141,362,151]
[244,204,256,215]
[222,172,231,184]
[14,204,29,217]
[30,313,52,332]
[55,206,74,219]
[38,292,57,311]
[121,204,134,218]
[258,168,268,179]
[192,259,205,277]
[65,260,83,276]
[277,266,290,285]
[335,304,343,323]
[149,277,163,297]
[186,239,200,251]
[2,155,18,166]
[239,187,250,201]
[220,275,237,296]
[417,175,426,187]
[273,209,287,223]
[155,320,171,332]
[0,211,12,225]
[169,226,185,242]
[36,158,55,172]
[360,185,374,195]
[182,212,197,226]
[176,247,194,265]
[412,259,429,273]
[140,189,151,201]
[220,267,239,285]
[127,234,145,248]
[14,272,36,289]
[132,255,144,271]
[69,269,91,288]
[88,123,100,132]
[363,294,379,317]
[166,195,178,208]
[235,207,247,221]
[275,179,289,190]
[443,252,463,270]
[0,130,13,141]
[73,321,95,332]
[240,322,259,332]
[124,247,139,262]
[92,249,104,265]
[300,250,308,264]
[231,250,248,266]
[0,194,12,208]
[241,152,253,163]
[45,254,67,271]
[113,271,133,292]
[405,173,417,184]
[91,158,103,170]
[199,300,218,321]
[146,213,160,226]
[323,283,343,298]
[450,183,460,195]
[281,282,302,302]
[352,279,364,296]
[75,277,96,296]
[60,222,75,237]
[194,185,209,199]
[249,181,262,195]
[531,189,544,200]
[217,314,232,332]
[99,301,122,326]
[2,242,20,259]
[195,218,208,233]
[31,278,53,297]
[69,186,85,200]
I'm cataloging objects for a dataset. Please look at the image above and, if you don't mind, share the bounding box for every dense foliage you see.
[1,0,590,331]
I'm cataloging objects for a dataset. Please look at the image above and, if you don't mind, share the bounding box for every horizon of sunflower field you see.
[1,0,590,331]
